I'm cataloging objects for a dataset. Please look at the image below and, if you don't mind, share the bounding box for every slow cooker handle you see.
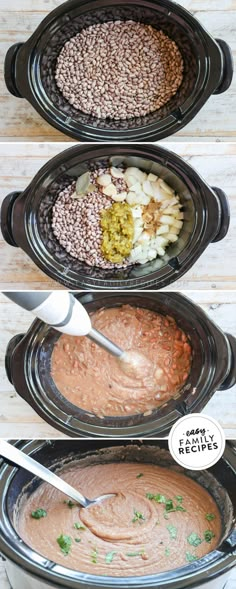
[0,191,22,247]
[211,186,230,243]
[5,334,25,385]
[213,39,234,95]
[4,43,24,98]
[219,334,236,390]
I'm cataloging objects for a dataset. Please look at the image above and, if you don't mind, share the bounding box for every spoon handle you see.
[0,440,87,507]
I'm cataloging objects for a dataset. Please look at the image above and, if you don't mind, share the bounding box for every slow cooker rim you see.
[14,0,223,141]
[0,440,235,589]
[8,292,230,438]
[14,143,219,290]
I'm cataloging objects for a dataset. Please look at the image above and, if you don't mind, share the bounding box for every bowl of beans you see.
[0,144,230,290]
[5,292,236,438]
[4,0,233,142]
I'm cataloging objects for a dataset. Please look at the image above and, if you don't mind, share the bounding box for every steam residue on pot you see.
[51,164,184,269]
[55,21,183,120]
[16,457,221,575]
[50,305,192,417]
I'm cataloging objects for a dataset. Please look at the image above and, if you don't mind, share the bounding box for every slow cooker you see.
[0,440,235,589]
[4,0,233,142]
[0,144,230,291]
[5,292,236,438]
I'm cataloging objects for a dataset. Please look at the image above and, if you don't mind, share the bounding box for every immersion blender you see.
[4,292,125,358]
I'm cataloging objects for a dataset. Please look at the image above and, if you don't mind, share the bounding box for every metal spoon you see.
[0,440,115,508]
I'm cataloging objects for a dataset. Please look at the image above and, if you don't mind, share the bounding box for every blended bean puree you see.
[51,305,192,417]
[17,461,221,575]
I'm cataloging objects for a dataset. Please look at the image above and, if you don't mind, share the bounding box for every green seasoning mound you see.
[187,533,202,547]
[204,530,215,543]
[31,508,47,519]
[57,534,72,555]
[105,551,117,564]
[186,551,198,563]
[100,202,134,263]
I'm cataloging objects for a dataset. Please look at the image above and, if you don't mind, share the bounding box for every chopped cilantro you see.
[167,524,177,539]
[136,473,144,479]
[204,530,215,543]
[146,493,166,503]
[64,500,76,508]
[187,533,202,547]
[91,549,98,564]
[186,551,197,563]
[105,551,117,564]
[126,551,144,557]
[165,547,171,556]
[74,522,86,530]
[132,510,146,523]
[175,496,183,503]
[31,508,47,519]
[75,538,81,543]
[205,514,215,522]
[57,534,72,555]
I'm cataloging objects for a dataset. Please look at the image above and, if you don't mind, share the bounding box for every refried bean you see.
[17,461,221,575]
[51,305,192,417]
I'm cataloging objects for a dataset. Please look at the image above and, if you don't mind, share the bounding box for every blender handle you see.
[213,39,234,95]
[0,191,22,247]
[219,334,236,390]
[4,43,24,98]
[5,333,25,385]
[211,186,230,243]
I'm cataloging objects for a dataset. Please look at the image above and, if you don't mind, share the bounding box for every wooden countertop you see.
[0,0,235,141]
[0,142,235,290]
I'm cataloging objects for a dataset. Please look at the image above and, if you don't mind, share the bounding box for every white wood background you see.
[0,0,235,141]
[0,142,235,290]
[0,290,235,439]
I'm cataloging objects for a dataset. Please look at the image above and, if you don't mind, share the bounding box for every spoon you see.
[0,440,115,508]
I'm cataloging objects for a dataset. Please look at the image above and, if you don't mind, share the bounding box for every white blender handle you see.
[4,292,92,336]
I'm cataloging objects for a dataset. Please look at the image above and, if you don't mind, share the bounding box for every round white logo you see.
[168,414,225,470]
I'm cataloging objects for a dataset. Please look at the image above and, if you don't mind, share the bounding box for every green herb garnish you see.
[146,493,166,503]
[136,473,144,478]
[57,534,72,555]
[204,530,215,543]
[167,524,177,539]
[74,522,86,530]
[126,551,144,557]
[91,549,98,564]
[187,533,202,547]
[64,500,76,509]
[205,514,215,522]
[186,551,197,563]
[105,551,117,564]
[132,510,146,523]
[175,496,183,503]
[31,508,47,519]
[165,547,171,557]
[75,538,81,543]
